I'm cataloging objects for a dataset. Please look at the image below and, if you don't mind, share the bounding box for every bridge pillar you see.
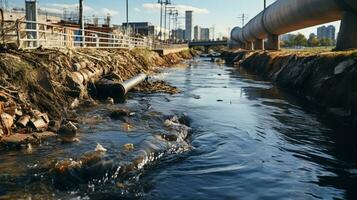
[254,39,264,50]
[245,42,254,50]
[266,34,280,50]
[336,11,357,50]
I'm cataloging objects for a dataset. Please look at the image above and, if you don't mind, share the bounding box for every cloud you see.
[142,3,209,14]
[41,3,118,17]
[101,8,119,16]
[133,7,141,12]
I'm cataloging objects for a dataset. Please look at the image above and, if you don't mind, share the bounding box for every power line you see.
[237,13,248,27]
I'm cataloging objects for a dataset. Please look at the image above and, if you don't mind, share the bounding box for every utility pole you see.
[167,7,175,42]
[126,0,129,35]
[157,0,170,41]
[237,13,248,27]
[79,0,84,47]
[264,0,267,9]
[163,1,172,41]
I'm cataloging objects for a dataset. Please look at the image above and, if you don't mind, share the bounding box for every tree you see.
[294,33,308,47]
[308,34,320,47]
[319,38,334,46]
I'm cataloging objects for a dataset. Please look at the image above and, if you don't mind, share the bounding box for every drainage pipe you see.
[118,73,147,96]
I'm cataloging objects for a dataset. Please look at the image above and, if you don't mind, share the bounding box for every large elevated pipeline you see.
[230,0,357,50]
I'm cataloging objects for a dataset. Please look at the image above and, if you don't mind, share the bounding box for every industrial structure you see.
[230,0,357,50]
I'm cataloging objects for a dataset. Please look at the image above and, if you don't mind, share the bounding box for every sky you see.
[9,0,340,38]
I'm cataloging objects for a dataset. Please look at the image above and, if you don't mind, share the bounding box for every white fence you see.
[1,20,186,50]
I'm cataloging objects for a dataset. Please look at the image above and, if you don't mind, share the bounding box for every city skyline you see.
[8,0,340,38]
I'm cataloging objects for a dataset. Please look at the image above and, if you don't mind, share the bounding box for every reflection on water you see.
[0,58,356,200]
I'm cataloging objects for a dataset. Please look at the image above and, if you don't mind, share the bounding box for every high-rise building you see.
[317,25,336,41]
[194,25,201,41]
[174,28,186,41]
[185,11,193,41]
[200,28,210,41]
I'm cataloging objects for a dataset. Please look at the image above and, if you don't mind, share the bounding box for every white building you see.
[200,28,210,41]
[185,11,193,41]
[194,25,201,41]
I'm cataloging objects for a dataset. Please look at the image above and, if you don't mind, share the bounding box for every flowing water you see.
[0,58,356,200]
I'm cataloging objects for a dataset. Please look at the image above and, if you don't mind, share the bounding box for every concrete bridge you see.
[230,0,357,51]
[189,40,228,52]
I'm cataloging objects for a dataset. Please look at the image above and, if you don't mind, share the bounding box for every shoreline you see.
[221,50,357,128]
[0,48,197,148]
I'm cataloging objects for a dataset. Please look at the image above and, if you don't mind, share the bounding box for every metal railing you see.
[2,20,155,49]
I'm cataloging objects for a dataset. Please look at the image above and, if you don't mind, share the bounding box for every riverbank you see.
[0,48,196,147]
[222,50,357,126]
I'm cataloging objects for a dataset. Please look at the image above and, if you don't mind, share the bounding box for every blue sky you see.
[10,0,340,38]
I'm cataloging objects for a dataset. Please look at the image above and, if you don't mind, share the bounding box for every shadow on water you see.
[0,58,356,200]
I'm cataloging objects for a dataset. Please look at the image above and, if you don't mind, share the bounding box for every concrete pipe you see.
[231,0,357,50]
[118,73,147,96]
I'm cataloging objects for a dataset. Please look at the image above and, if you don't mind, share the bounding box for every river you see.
[0,58,356,200]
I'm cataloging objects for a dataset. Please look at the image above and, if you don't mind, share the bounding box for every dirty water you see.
[0,58,357,200]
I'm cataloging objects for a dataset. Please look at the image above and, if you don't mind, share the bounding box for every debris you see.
[48,120,60,132]
[70,98,80,109]
[17,115,31,128]
[106,97,114,105]
[1,113,14,135]
[123,143,134,151]
[95,143,107,152]
[58,121,78,137]
[121,122,134,132]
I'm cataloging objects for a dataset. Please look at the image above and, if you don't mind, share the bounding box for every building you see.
[173,28,185,41]
[194,25,201,41]
[200,28,210,41]
[185,11,193,41]
[317,25,336,41]
[280,34,294,42]
[122,22,156,37]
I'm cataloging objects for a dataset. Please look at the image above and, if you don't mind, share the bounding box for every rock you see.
[106,97,114,105]
[121,122,134,132]
[334,59,355,75]
[58,121,78,137]
[116,182,125,189]
[95,143,107,152]
[73,63,82,71]
[0,133,35,146]
[17,115,31,128]
[1,113,14,134]
[161,134,178,142]
[109,108,133,120]
[123,143,134,151]
[28,117,48,131]
[48,120,60,132]
[70,98,80,109]
[32,131,57,141]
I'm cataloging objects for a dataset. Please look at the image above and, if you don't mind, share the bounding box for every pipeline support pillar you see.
[336,11,357,50]
[266,34,280,50]
[254,39,264,50]
[245,42,254,50]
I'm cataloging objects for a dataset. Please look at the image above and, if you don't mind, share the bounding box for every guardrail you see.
[1,20,179,50]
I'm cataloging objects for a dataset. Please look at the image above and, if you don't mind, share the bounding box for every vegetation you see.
[281,33,335,48]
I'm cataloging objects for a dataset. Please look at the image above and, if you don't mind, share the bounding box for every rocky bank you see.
[0,48,196,146]
[222,50,357,126]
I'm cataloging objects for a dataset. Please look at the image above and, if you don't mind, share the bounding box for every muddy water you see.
[0,58,357,200]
